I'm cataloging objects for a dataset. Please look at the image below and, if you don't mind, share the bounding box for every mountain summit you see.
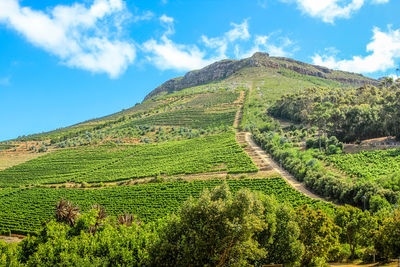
[144,52,377,100]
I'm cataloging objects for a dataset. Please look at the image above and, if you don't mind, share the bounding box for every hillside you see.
[144,52,376,100]
[2,52,400,266]
[6,52,376,144]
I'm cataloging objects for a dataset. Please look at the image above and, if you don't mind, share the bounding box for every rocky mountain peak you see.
[144,52,376,101]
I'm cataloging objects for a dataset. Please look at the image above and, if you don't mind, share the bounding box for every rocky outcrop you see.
[144,52,377,101]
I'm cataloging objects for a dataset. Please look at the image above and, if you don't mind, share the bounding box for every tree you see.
[334,205,376,259]
[149,183,267,266]
[380,77,394,88]
[308,102,334,150]
[296,205,341,266]
[0,240,18,266]
[261,200,304,266]
[374,209,400,260]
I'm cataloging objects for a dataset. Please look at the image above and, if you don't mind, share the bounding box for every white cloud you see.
[142,15,217,71]
[226,20,250,42]
[132,10,154,22]
[389,73,398,80]
[159,14,175,35]
[312,26,400,73]
[142,36,214,71]
[0,0,135,78]
[282,0,389,23]
[236,35,296,58]
[371,0,389,3]
[142,18,296,71]
[201,20,251,58]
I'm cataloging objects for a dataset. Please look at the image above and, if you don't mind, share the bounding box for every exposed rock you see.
[144,52,377,101]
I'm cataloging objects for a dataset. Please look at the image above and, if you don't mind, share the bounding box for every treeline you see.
[252,129,400,207]
[269,83,400,142]
[1,185,399,266]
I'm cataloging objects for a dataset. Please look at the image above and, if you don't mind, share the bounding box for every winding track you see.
[243,132,330,202]
[234,84,335,204]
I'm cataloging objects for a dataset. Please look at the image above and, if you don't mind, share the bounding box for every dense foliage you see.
[1,184,399,266]
[252,129,400,207]
[0,177,333,235]
[326,149,400,191]
[269,84,400,142]
[0,132,257,186]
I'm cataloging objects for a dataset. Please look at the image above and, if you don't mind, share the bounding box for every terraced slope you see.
[0,132,257,187]
[0,177,335,235]
[0,52,377,236]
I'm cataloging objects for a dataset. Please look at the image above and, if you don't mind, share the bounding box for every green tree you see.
[374,209,400,260]
[334,205,376,259]
[150,183,267,266]
[308,102,334,150]
[296,205,341,266]
[261,199,304,266]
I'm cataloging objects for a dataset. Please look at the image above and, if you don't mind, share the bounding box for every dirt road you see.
[242,132,335,203]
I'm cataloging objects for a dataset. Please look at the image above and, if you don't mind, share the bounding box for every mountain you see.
[5,52,377,143]
[144,52,377,101]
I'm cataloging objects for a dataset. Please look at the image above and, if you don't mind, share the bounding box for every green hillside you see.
[3,53,400,266]
[2,52,397,228]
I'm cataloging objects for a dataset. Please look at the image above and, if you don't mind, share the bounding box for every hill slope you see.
[5,52,376,143]
[144,52,376,100]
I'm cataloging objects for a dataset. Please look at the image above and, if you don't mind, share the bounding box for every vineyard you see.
[0,177,335,234]
[0,132,257,187]
[121,107,237,129]
[14,89,240,143]
[182,91,240,107]
[326,149,400,191]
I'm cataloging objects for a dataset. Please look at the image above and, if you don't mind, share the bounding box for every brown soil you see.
[233,90,245,128]
[0,234,24,243]
[0,141,56,170]
[330,260,399,266]
[35,169,280,189]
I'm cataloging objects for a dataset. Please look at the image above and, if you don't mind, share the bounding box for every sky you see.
[0,0,399,141]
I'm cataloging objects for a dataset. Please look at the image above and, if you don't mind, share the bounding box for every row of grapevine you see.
[0,177,335,234]
[0,132,258,187]
[326,149,400,191]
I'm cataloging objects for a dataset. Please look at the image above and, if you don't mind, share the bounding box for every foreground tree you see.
[334,205,376,259]
[55,198,80,226]
[296,205,341,266]
[374,209,400,260]
[150,183,305,266]
[150,184,267,266]
[261,200,304,266]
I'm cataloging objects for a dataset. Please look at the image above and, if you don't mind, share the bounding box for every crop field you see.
[182,91,240,107]
[325,149,400,191]
[0,132,257,187]
[0,177,335,234]
[121,107,237,128]
[151,83,246,101]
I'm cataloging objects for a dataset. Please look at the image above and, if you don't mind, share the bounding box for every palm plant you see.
[118,212,140,227]
[55,198,80,226]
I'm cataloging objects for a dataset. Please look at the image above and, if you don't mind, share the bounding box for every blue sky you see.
[0,0,399,141]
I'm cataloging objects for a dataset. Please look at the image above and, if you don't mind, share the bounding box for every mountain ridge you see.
[144,52,377,101]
